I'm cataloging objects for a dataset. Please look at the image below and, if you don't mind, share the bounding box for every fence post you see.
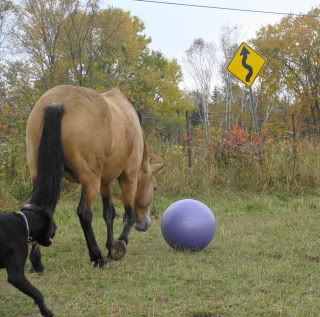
[185,110,192,168]
[291,114,298,187]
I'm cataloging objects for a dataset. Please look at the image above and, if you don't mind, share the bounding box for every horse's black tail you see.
[29,104,65,213]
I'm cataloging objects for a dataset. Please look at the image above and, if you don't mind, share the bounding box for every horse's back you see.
[27,85,144,185]
[100,88,139,124]
[100,88,144,179]
[27,85,112,182]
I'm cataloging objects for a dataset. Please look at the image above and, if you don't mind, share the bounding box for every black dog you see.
[0,204,56,317]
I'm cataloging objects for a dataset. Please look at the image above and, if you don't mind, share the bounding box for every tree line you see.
[185,9,320,139]
[1,1,320,142]
[0,0,191,125]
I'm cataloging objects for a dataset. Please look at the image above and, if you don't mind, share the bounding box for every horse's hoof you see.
[93,257,111,269]
[110,240,127,261]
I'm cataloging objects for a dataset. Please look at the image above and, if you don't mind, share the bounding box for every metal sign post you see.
[227,42,266,132]
[249,87,258,133]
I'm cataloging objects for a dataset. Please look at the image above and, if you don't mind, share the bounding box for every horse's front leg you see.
[77,187,109,268]
[110,176,136,260]
[110,205,135,260]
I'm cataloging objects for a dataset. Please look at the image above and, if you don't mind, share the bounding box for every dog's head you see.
[22,204,57,247]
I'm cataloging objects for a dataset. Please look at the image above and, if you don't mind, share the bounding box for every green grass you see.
[1,192,320,317]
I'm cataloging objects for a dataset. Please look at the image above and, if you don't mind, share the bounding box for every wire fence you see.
[143,112,320,143]
[2,111,320,176]
[141,111,320,168]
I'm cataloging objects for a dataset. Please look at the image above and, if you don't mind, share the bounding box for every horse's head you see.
[135,163,164,232]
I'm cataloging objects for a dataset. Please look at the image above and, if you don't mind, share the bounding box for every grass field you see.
[0,191,320,317]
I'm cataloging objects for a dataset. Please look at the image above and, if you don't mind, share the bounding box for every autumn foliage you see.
[2,2,320,202]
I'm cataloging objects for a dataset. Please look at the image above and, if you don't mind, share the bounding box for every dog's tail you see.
[30,104,65,213]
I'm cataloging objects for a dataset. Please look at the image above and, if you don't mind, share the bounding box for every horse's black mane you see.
[126,96,143,126]
[136,109,143,126]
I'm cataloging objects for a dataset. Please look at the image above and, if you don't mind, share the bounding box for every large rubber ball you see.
[161,199,216,251]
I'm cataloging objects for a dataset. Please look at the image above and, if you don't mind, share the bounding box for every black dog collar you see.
[17,211,33,243]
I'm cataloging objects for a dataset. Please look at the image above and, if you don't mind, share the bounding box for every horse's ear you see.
[151,163,165,174]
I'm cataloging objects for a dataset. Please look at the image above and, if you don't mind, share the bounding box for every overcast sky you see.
[102,0,320,87]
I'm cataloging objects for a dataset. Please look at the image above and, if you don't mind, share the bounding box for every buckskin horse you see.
[26,85,164,269]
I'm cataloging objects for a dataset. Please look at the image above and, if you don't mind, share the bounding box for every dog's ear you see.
[22,203,37,212]
[42,207,52,217]
[22,203,50,213]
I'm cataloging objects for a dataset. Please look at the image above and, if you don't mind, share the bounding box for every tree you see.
[217,25,288,134]
[0,61,39,110]
[218,25,245,131]
[14,0,81,90]
[211,86,220,105]
[85,7,152,90]
[183,38,216,136]
[252,8,320,134]
[0,0,14,52]
[120,50,192,117]
[60,2,134,87]
[11,1,190,121]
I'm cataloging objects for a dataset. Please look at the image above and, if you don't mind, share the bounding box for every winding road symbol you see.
[227,42,266,87]
[240,47,253,83]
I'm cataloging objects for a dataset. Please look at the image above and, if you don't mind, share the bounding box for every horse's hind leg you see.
[29,242,44,273]
[77,178,109,268]
[100,183,116,258]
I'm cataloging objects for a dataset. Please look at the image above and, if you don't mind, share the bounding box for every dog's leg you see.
[29,242,44,273]
[6,259,53,317]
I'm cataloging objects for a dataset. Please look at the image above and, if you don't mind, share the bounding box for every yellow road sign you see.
[227,42,266,87]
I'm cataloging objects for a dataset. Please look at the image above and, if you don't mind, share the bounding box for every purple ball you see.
[161,199,216,251]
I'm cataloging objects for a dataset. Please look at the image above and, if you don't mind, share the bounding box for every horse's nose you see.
[135,216,151,232]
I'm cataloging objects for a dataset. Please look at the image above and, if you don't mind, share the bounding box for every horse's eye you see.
[154,186,157,192]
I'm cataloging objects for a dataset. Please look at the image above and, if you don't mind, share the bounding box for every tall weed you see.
[2,127,320,208]
[150,127,320,195]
